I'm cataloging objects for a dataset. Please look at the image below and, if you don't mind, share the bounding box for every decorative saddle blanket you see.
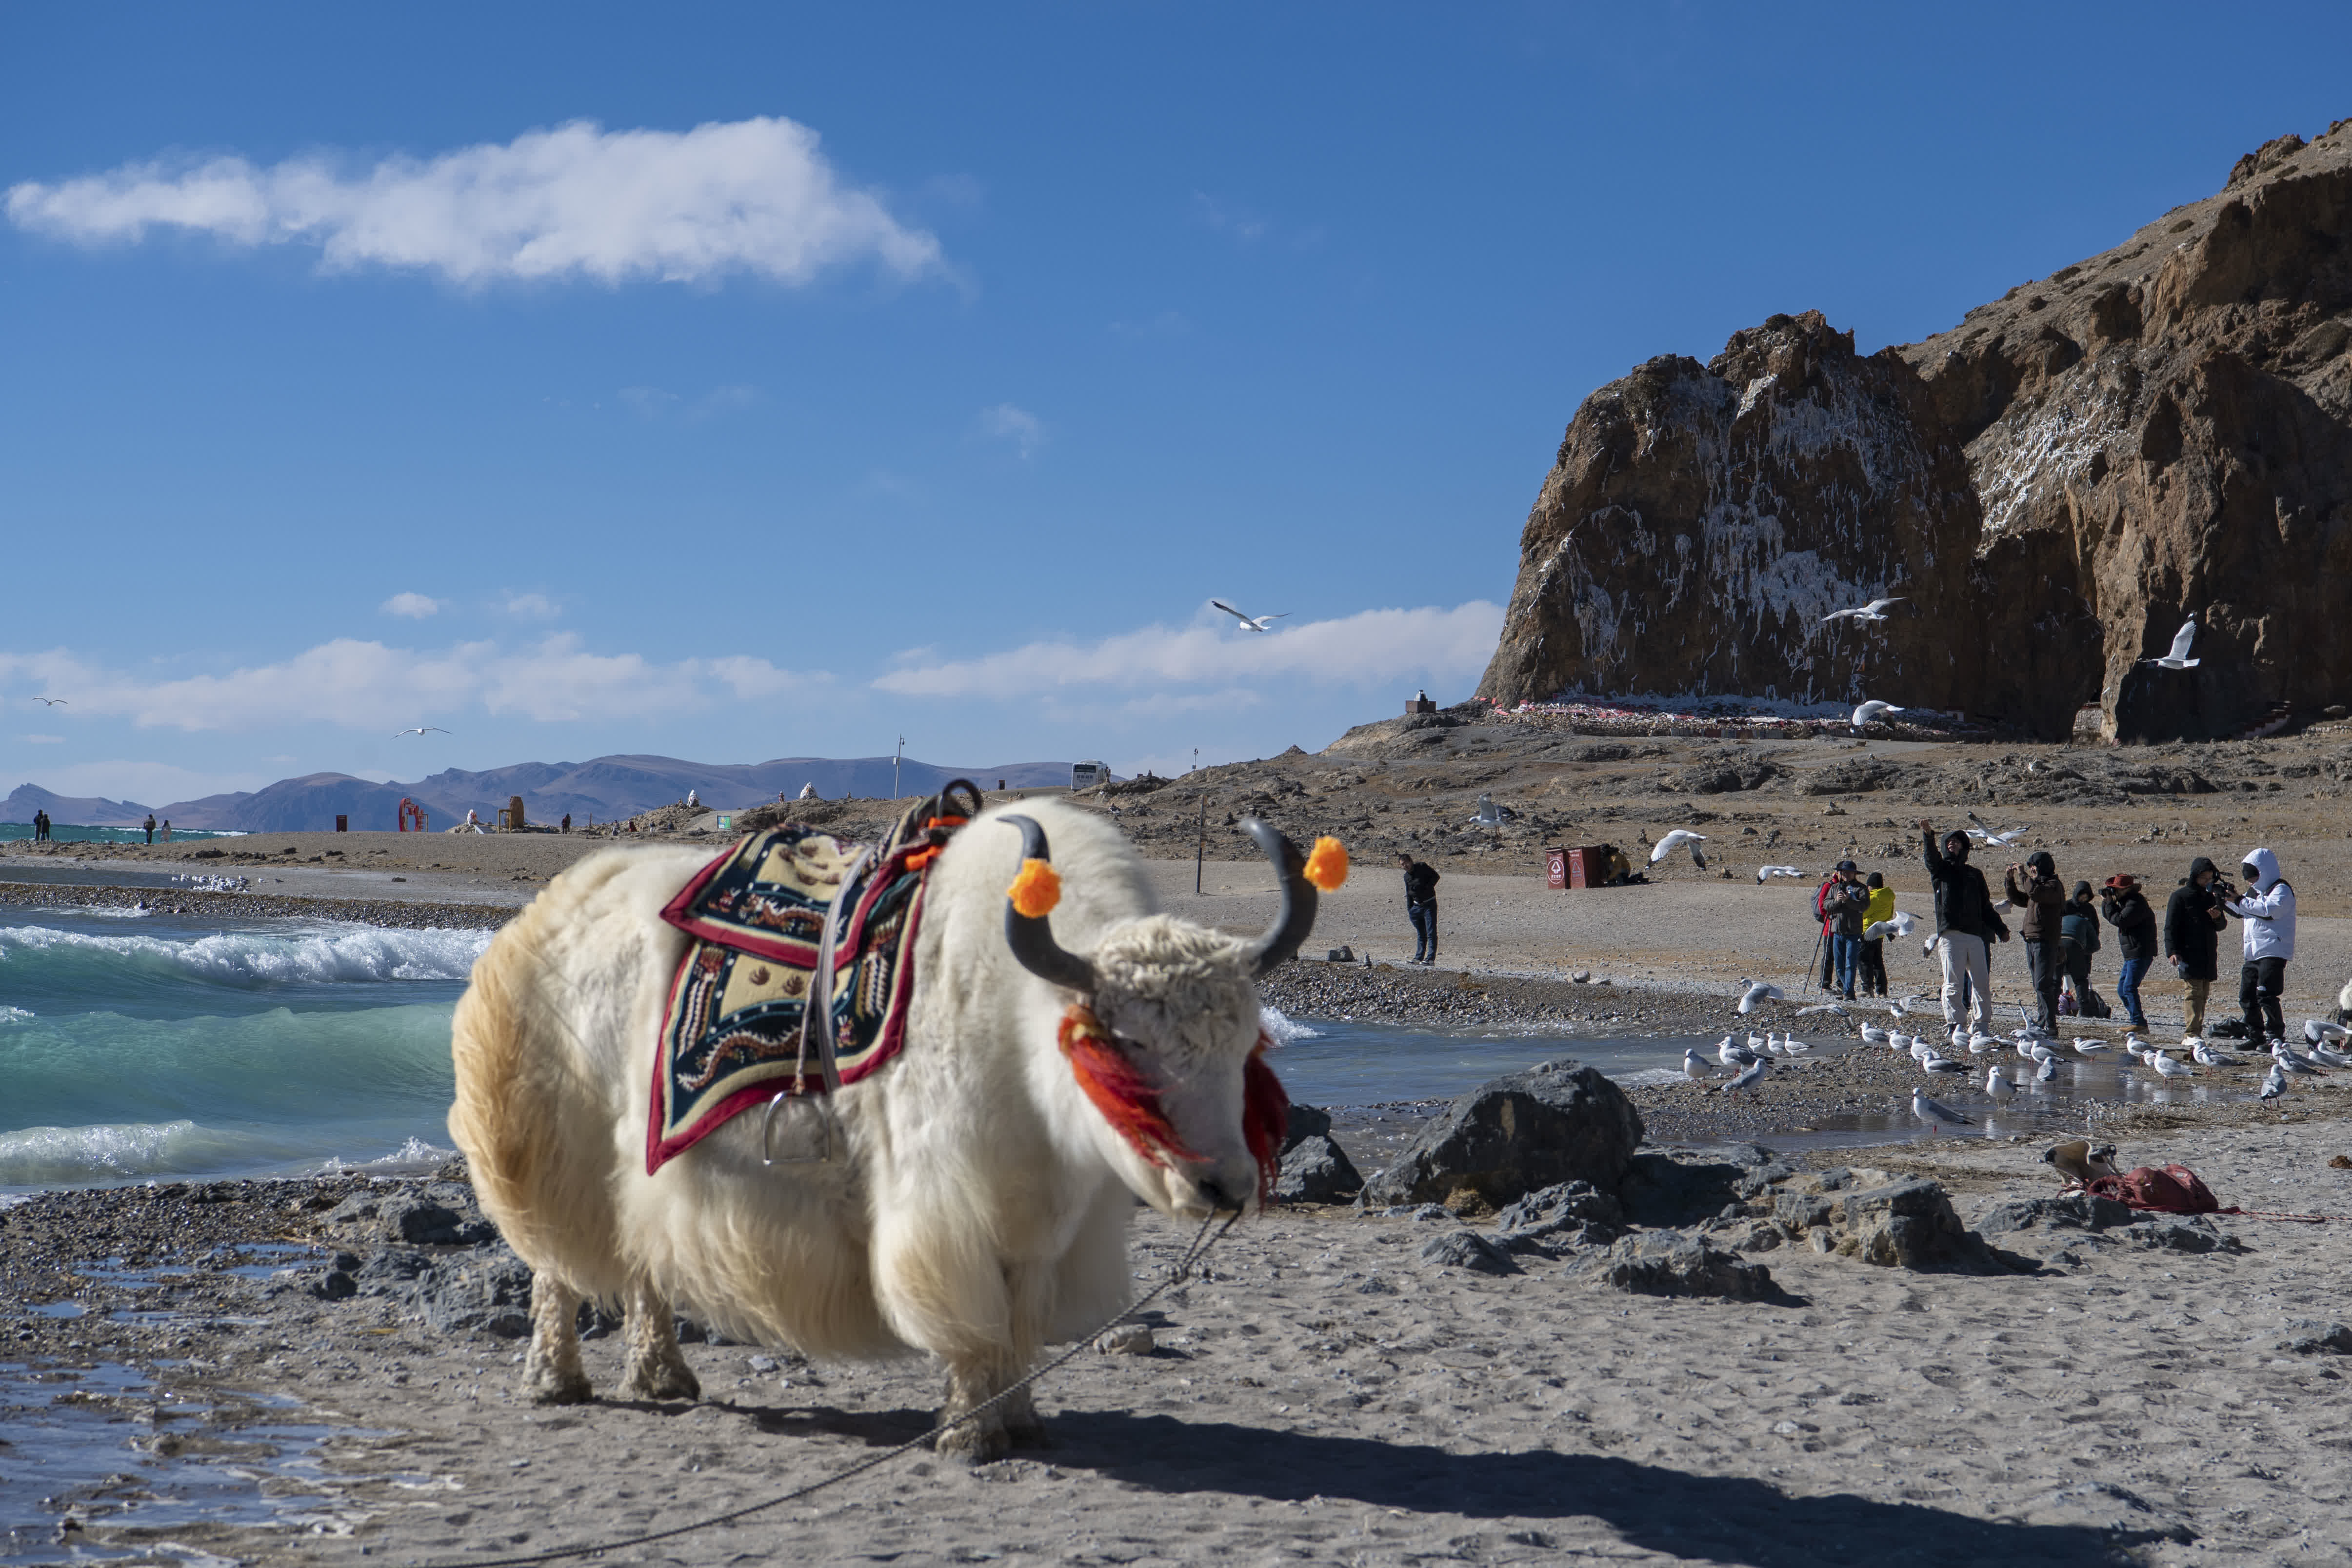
[645,787,976,1173]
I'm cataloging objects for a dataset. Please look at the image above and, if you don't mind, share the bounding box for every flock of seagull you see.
[1817,592,2204,731]
[1689,982,2349,1133]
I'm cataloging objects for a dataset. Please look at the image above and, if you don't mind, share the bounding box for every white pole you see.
[894,736,904,799]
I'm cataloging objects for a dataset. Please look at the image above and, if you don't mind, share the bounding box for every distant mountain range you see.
[4,754,1076,833]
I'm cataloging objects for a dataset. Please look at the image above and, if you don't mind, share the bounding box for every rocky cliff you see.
[1479,121,2352,741]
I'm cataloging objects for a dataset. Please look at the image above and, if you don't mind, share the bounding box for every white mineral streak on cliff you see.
[1972,372,2134,540]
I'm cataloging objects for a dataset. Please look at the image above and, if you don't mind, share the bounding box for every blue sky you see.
[5,3,2350,806]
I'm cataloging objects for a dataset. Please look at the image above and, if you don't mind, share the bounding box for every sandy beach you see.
[9,1118,2352,1567]
[12,735,2352,1566]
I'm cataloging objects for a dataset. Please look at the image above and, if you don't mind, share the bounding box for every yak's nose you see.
[1197,1172,1250,1216]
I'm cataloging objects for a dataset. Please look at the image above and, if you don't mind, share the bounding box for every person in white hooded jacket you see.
[2224,846,2295,1042]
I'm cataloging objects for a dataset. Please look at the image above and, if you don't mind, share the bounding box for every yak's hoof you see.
[933,1416,1012,1464]
[620,1362,701,1403]
[523,1367,593,1405]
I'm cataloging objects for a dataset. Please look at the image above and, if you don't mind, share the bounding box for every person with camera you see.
[2098,874,2157,1031]
[2163,856,2229,1040]
[2221,847,2296,1044]
[2058,881,2108,1018]
[1918,822,2008,1032]
[2004,849,2069,1033]
[1823,860,1872,1000]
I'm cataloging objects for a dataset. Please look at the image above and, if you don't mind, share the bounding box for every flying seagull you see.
[1756,865,1805,884]
[1851,699,1905,727]
[1821,596,1907,624]
[2142,616,2200,670]
[34,696,67,706]
[1718,1057,1768,1094]
[1736,980,1784,1015]
[1650,829,1707,870]
[1865,912,1919,941]
[1210,600,1289,633]
[392,727,451,738]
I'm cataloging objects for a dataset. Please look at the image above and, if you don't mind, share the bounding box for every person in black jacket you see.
[1398,853,1441,964]
[1917,821,2011,1032]
[2163,856,2228,1040]
[2098,874,2157,1029]
[2058,881,2106,1018]
[1823,861,1872,1000]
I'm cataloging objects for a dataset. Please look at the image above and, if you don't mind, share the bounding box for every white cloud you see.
[873,601,1505,699]
[5,117,943,288]
[380,591,440,619]
[20,733,63,744]
[0,636,828,732]
[618,383,757,421]
[1192,192,1269,242]
[980,402,1044,459]
[502,592,559,621]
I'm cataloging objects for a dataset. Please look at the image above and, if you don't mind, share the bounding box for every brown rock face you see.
[1481,119,2352,741]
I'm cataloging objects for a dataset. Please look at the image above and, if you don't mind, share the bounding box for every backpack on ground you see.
[2088,1164,2221,1215]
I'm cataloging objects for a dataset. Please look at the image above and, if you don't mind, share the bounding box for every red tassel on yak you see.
[1058,1009,1289,1204]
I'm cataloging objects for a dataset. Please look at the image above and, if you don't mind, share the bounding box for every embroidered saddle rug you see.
[645,786,977,1173]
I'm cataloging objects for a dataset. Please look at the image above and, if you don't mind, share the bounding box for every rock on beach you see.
[1359,1059,1643,1213]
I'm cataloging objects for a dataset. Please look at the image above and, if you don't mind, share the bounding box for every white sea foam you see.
[0,1119,262,1185]
[0,1005,32,1024]
[311,1137,454,1176]
[1259,1005,1321,1044]
[1615,1067,1691,1089]
[0,922,493,985]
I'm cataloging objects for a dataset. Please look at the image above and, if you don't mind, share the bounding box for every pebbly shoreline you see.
[0,878,516,931]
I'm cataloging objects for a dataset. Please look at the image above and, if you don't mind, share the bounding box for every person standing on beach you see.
[2164,856,2228,1040]
[1859,872,1893,997]
[560,813,571,834]
[1811,871,1841,989]
[159,819,170,842]
[2099,874,2157,1030]
[1398,852,1440,965]
[2005,850,2068,1032]
[1824,861,1871,1000]
[2059,881,2107,1018]
[143,813,156,845]
[1918,822,2008,1033]
[2223,848,2296,1044]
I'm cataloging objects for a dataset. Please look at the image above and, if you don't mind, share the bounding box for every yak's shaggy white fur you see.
[447,798,1273,1456]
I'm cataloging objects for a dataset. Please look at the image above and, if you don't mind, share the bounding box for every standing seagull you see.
[1650,830,1707,870]
[2142,616,2200,670]
[1986,1066,2015,1101]
[2260,1062,2290,1101]
[1210,600,1289,633]
[1851,700,1906,727]
[1718,1057,1768,1094]
[393,727,451,738]
[1821,596,1907,624]
[1683,1049,1713,1082]
[1912,1088,1976,1131]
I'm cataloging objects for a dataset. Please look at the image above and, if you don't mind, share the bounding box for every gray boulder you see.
[1275,1134,1363,1204]
[1493,1180,1624,1257]
[418,1247,535,1338]
[1358,1060,1643,1212]
[2277,1320,2352,1355]
[1279,1103,1333,1152]
[1575,1231,1777,1299]
[2128,1215,2245,1254]
[1973,1192,2140,1235]
[1418,1231,1518,1275]
[1764,1169,1981,1269]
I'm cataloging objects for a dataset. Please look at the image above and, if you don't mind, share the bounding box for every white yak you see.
[446,797,1316,1459]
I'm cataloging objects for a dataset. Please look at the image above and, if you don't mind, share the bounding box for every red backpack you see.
[2089,1164,2220,1214]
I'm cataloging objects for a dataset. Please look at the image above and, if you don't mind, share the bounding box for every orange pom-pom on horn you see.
[1303,836,1349,892]
[1007,857,1062,918]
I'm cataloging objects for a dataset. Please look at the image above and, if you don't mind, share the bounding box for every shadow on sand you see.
[716,1400,2170,1567]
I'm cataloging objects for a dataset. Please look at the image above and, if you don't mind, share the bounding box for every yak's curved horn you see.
[1000,815,1096,993]
[1238,817,1318,978]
